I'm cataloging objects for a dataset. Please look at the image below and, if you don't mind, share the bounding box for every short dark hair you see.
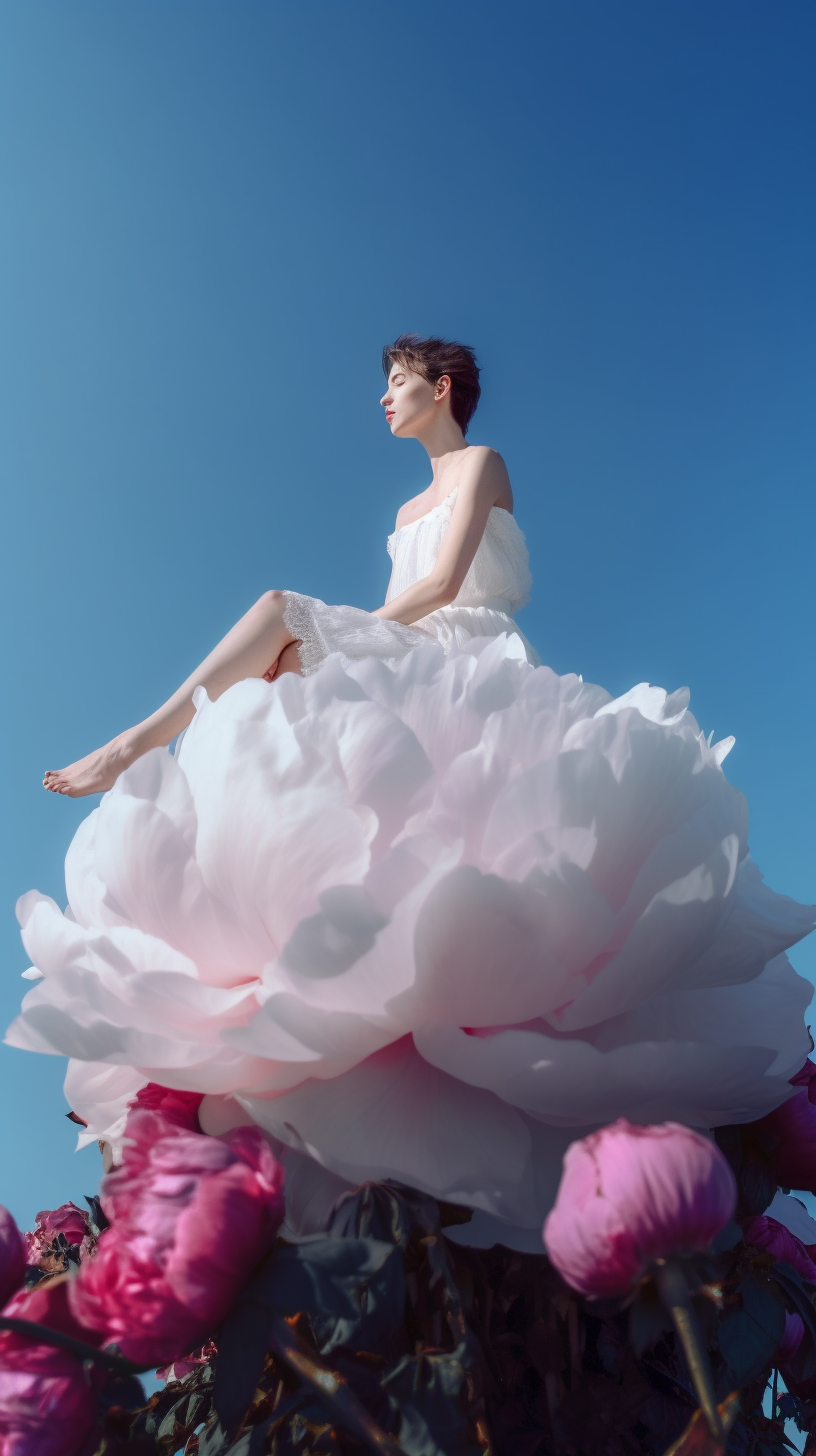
[382,333,481,434]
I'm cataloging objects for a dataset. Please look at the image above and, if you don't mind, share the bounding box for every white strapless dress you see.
[283,488,539,674]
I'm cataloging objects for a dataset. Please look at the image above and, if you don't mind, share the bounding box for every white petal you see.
[237,1037,541,1224]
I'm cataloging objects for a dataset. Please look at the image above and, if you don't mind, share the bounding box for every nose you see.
[380,392,390,407]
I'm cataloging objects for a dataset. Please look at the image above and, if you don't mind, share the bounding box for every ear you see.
[434,374,452,403]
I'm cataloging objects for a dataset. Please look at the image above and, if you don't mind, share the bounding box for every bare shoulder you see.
[395,487,433,530]
[459,445,513,509]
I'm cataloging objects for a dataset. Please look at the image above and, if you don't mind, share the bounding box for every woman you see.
[43,334,536,799]
[15,334,812,1250]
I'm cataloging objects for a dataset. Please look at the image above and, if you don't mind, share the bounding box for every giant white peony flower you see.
[8,639,814,1247]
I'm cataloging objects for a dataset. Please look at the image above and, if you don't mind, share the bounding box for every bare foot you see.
[43,733,139,798]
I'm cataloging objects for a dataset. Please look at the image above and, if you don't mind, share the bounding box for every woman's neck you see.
[416,419,469,483]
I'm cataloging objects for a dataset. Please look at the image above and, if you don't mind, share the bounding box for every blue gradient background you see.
[1,2,813,1229]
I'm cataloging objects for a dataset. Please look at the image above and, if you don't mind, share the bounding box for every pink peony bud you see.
[743,1214,816,1284]
[24,1203,91,1270]
[0,1278,105,1456]
[543,1119,737,1298]
[0,1210,25,1310]
[751,1060,816,1194]
[71,1109,285,1365]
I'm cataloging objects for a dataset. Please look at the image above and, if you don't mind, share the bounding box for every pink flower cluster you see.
[24,1203,92,1273]
[4,1091,815,1452]
[0,1085,285,1454]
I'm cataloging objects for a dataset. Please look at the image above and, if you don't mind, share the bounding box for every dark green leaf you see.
[313,1238,407,1357]
[148,1386,211,1441]
[769,1262,816,1342]
[629,1282,674,1355]
[328,1181,444,1249]
[254,1237,396,1320]
[718,1273,786,1385]
[84,1193,109,1232]
[714,1124,778,1217]
[226,1419,274,1455]
[98,1372,147,1414]
[710,1219,743,1254]
[199,1417,273,1456]
[329,1183,417,1247]
[769,1263,816,1384]
[383,1347,476,1456]
[197,1419,230,1456]
[213,1294,274,1433]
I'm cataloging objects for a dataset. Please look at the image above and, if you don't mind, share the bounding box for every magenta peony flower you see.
[777,1311,806,1366]
[742,1214,816,1284]
[543,1119,737,1298]
[71,1109,285,1365]
[24,1203,91,1269]
[0,1278,104,1456]
[0,1211,25,1309]
[752,1060,816,1194]
[130,1083,204,1130]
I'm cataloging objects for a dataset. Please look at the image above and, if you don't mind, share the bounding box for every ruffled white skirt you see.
[283,591,540,676]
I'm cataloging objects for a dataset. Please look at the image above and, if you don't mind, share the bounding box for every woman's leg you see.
[266,640,303,680]
[44,590,297,798]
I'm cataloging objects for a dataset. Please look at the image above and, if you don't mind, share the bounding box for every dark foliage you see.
[52,1180,816,1456]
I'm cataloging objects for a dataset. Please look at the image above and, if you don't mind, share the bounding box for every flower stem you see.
[0,1315,148,1376]
[654,1260,722,1441]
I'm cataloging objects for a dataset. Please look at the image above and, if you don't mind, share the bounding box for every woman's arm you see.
[374,448,512,626]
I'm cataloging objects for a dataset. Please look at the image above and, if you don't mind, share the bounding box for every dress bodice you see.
[279,485,537,677]
[386,487,532,614]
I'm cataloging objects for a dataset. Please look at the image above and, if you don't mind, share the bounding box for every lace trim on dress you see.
[282,592,427,677]
[283,592,329,677]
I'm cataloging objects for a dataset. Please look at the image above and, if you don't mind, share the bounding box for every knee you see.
[255,589,286,615]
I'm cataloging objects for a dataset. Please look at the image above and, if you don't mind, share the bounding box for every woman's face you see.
[380,361,448,437]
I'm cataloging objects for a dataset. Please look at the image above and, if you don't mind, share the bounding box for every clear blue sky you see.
[1,1,813,1230]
